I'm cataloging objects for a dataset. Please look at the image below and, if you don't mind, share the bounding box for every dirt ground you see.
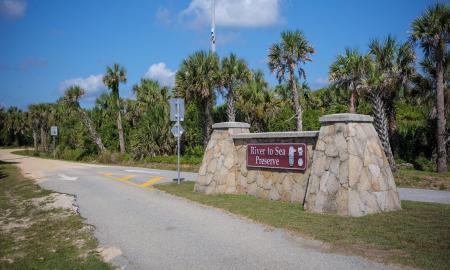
[0,149,103,183]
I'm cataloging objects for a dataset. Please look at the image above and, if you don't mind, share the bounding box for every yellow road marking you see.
[116,175,136,181]
[98,172,163,190]
[138,177,163,187]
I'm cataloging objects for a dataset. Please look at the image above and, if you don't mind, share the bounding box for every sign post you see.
[170,98,185,184]
[50,126,58,158]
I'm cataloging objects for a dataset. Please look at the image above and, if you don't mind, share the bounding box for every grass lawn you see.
[0,161,113,270]
[395,169,450,191]
[155,181,450,270]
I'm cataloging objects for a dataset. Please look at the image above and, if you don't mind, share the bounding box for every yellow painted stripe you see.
[116,175,136,181]
[139,177,164,187]
[101,172,113,177]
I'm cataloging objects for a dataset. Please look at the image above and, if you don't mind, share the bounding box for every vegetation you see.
[0,161,113,269]
[156,181,450,270]
[0,3,448,173]
[411,3,450,173]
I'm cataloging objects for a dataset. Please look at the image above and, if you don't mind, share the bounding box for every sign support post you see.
[50,126,58,158]
[170,98,185,184]
[176,102,181,185]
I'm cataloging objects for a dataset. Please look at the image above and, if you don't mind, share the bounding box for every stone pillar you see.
[304,113,401,217]
[195,122,250,195]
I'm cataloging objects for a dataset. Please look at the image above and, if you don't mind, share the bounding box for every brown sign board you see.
[247,143,307,170]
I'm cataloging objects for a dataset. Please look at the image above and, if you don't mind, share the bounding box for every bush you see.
[184,145,204,157]
[413,156,436,172]
[57,148,86,161]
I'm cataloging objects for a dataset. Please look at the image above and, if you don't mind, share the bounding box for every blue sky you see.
[0,0,441,109]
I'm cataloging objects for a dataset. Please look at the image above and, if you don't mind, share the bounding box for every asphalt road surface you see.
[3,150,447,270]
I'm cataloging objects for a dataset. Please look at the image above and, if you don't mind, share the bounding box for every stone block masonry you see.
[195,114,402,217]
[304,114,401,216]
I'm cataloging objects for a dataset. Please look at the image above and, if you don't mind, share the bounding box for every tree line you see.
[0,3,448,172]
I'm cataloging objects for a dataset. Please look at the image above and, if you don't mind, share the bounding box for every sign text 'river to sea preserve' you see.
[246,143,307,170]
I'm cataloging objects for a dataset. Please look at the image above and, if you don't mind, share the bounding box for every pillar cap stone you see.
[212,122,250,129]
[319,113,373,123]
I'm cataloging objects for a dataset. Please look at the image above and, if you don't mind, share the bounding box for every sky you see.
[0,0,442,109]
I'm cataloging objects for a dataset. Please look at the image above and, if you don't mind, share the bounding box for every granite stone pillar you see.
[304,113,402,216]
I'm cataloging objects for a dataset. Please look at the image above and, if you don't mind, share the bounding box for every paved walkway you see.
[0,149,400,270]
[398,188,450,204]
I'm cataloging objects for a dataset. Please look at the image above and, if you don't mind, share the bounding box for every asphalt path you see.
[2,150,447,269]
[0,151,450,269]
[38,165,397,270]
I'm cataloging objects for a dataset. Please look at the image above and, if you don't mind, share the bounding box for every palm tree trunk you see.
[349,89,356,113]
[80,109,106,153]
[40,126,47,152]
[32,129,38,151]
[115,95,126,154]
[226,87,236,122]
[436,57,447,173]
[385,98,397,137]
[370,89,396,172]
[203,98,214,147]
[385,96,398,155]
[289,65,302,131]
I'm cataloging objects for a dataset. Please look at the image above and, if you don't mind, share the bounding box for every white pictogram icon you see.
[288,146,296,167]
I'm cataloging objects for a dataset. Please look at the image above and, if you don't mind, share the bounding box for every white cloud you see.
[155,7,172,25]
[0,0,26,20]
[216,31,239,46]
[59,74,105,94]
[180,0,282,28]
[144,62,175,88]
[313,77,329,88]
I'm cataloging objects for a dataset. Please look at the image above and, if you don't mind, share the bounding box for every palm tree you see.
[31,103,52,151]
[103,63,127,154]
[175,51,220,146]
[365,61,397,171]
[4,107,26,146]
[235,70,280,132]
[28,104,41,151]
[368,36,416,139]
[129,79,174,159]
[329,48,371,113]
[60,86,106,153]
[220,53,251,122]
[268,30,315,131]
[411,3,450,173]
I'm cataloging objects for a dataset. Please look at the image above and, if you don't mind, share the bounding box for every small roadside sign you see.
[50,126,58,136]
[170,98,185,122]
[171,123,185,138]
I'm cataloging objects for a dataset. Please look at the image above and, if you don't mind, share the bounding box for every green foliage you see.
[267,104,296,132]
[143,155,202,165]
[128,79,174,160]
[183,102,204,150]
[184,145,204,157]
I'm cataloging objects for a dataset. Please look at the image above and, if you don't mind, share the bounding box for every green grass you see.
[0,161,113,270]
[11,149,201,172]
[155,181,450,270]
[395,169,450,190]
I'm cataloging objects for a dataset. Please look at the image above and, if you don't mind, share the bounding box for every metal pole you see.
[52,136,56,158]
[177,101,181,184]
[211,0,215,53]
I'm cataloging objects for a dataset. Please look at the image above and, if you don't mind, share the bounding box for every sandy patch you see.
[97,246,123,262]
[0,149,105,183]
[32,193,78,213]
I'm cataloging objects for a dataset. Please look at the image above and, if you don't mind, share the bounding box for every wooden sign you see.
[247,143,307,170]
